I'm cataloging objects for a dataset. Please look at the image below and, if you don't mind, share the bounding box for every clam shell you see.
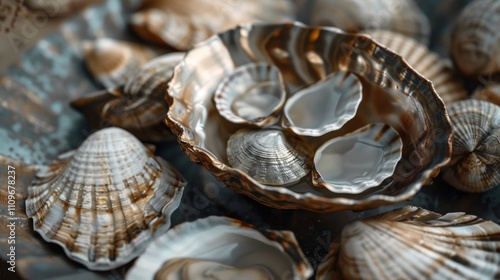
[226,128,311,186]
[214,63,286,127]
[282,71,362,137]
[443,99,500,192]
[126,216,313,280]
[25,127,186,270]
[366,30,468,105]
[313,123,403,194]
[317,206,500,280]
[473,84,500,106]
[451,0,500,80]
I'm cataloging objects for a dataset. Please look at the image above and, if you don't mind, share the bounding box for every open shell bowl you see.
[166,22,452,212]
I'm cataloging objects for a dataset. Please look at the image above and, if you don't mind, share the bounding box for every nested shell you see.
[214,63,286,127]
[282,71,362,137]
[473,84,500,106]
[442,99,500,192]
[72,52,184,142]
[313,123,402,194]
[366,30,468,105]
[25,127,186,270]
[126,216,313,280]
[310,0,430,44]
[226,128,311,186]
[317,206,500,280]
[451,0,500,80]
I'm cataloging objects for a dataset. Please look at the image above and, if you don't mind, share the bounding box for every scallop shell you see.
[473,84,500,106]
[72,52,184,142]
[126,216,313,280]
[442,99,500,192]
[226,128,311,186]
[310,0,430,44]
[366,30,468,105]
[451,0,500,80]
[282,71,363,137]
[25,127,186,270]
[317,206,500,280]
[313,123,403,194]
[214,63,286,127]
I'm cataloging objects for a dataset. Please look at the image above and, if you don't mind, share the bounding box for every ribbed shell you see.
[226,128,311,186]
[25,127,186,270]
[443,99,500,192]
[317,206,500,280]
[473,84,500,106]
[451,0,500,80]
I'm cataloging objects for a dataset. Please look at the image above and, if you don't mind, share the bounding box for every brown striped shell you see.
[473,84,500,106]
[25,127,186,270]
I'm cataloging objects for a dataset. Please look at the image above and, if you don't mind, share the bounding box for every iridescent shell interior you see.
[166,22,452,212]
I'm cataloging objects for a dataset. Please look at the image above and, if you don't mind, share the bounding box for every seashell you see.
[317,206,500,279]
[366,30,468,105]
[310,0,430,44]
[126,216,313,280]
[282,71,363,137]
[313,123,403,194]
[214,63,286,127]
[25,127,186,270]
[227,128,311,186]
[450,0,500,80]
[472,84,500,106]
[25,0,89,17]
[83,38,158,89]
[130,0,295,51]
[442,99,500,192]
[72,52,184,142]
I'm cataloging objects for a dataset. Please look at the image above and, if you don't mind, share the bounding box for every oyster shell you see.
[313,123,403,194]
[316,206,500,280]
[451,0,500,80]
[282,71,363,137]
[25,127,186,270]
[214,63,286,127]
[126,216,313,280]
[442,99,500,192]
[226,128,311,186]
[72,52,184,142]
[473,84,500,106]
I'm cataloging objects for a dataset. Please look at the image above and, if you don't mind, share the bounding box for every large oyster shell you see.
[316,206,500,279]
[126,216,313,279]
[166,22,452,211]
[25,127,186,270]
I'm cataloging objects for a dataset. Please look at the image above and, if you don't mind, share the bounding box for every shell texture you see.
[443,99,500,192]
[473,84,500,106]
[282,71,363,137]
[366,30,468,105]
[214,63,286,127]
[313,123,403,194]
[226,128,311,186]
[316,206,500,280]
[25,127,186,270]
[310,0,430,44]
[451,0,500,80]
[126,216,313,280]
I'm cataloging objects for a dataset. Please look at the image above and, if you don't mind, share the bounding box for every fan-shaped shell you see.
[451,0,500,80]
[313,123,402,194]
[126,216,313,280]
[226,128,311,186]
[25,127,186,270]
[214,63,286,127]
[317,206,500,280]
[443,99,500,192]
[282,71,362,137]
[473,84,500,106]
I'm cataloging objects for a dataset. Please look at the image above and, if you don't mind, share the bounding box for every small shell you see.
[317,206,500,280]
[313,123,402,194]
[126,216,313,280]
[214,63,286,127]
[25,0,88,17]
[226,128,311,186]
[451,0,500,80]
[25,127,186,270]
[282,71,362,137]
[442,99,500,192]
[366,30,468,105]
[472,84,500,106]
